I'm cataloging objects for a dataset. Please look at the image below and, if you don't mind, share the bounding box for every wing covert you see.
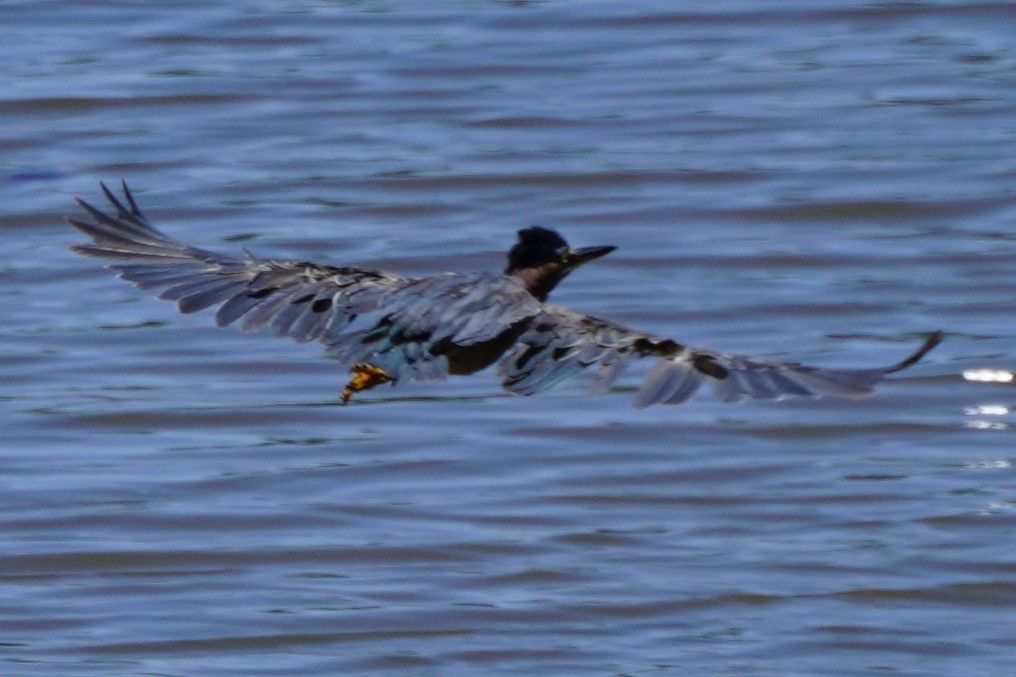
[322,272,542,382]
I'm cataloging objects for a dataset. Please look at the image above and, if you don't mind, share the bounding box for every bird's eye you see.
[557,246,571,263]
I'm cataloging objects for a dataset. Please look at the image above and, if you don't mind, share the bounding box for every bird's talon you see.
[341,363,393,404]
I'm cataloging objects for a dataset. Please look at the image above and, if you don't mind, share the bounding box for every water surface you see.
[3,1,1015,675]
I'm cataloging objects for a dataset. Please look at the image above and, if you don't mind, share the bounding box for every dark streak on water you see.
[2,1,1015,675]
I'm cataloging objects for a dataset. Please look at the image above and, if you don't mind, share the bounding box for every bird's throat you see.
[510,262,566,302]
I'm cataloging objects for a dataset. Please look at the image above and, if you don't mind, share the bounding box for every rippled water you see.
[3,1,1015,675]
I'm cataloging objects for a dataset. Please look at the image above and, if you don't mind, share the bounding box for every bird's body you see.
[68,182,942,407]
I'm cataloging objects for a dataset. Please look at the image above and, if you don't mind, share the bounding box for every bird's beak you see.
[567,245,616,268]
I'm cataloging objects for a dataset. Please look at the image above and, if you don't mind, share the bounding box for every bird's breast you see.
[436,321,531,376]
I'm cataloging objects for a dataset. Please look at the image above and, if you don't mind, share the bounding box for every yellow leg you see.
[341,363,393,404]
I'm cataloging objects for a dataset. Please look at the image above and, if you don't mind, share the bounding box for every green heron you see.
[68,182,943,407]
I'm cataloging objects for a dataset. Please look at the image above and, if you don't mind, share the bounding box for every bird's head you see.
[505,226,616,300]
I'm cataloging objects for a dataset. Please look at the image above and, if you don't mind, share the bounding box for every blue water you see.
[3,1,1015,675]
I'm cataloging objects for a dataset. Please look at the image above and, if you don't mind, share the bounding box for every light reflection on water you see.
[3,1,1015,675]
[963,368,1014,383]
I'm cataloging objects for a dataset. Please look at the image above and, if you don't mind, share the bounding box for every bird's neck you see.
[509,263,566,302]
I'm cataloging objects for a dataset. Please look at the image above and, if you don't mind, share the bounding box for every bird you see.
[67,182,943,408]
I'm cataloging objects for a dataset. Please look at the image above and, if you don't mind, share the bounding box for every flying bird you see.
[67,182,942,407]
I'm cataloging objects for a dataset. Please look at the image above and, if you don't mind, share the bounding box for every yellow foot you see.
[341,363,393,404]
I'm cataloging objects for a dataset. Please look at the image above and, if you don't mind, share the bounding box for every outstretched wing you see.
[498,305,943,408]
[69,182,421,344]
[68,182,542,383]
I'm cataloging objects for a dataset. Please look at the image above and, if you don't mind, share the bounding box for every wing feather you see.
[69,181,413,344]
[69,182,542,383]
[322,272,541,381]
[499,306,943,407]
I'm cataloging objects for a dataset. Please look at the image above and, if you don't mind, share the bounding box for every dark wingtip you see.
[120,179,142,216]
[884,330,945,374]
[99,180,117,200]
[90,179,143,218]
